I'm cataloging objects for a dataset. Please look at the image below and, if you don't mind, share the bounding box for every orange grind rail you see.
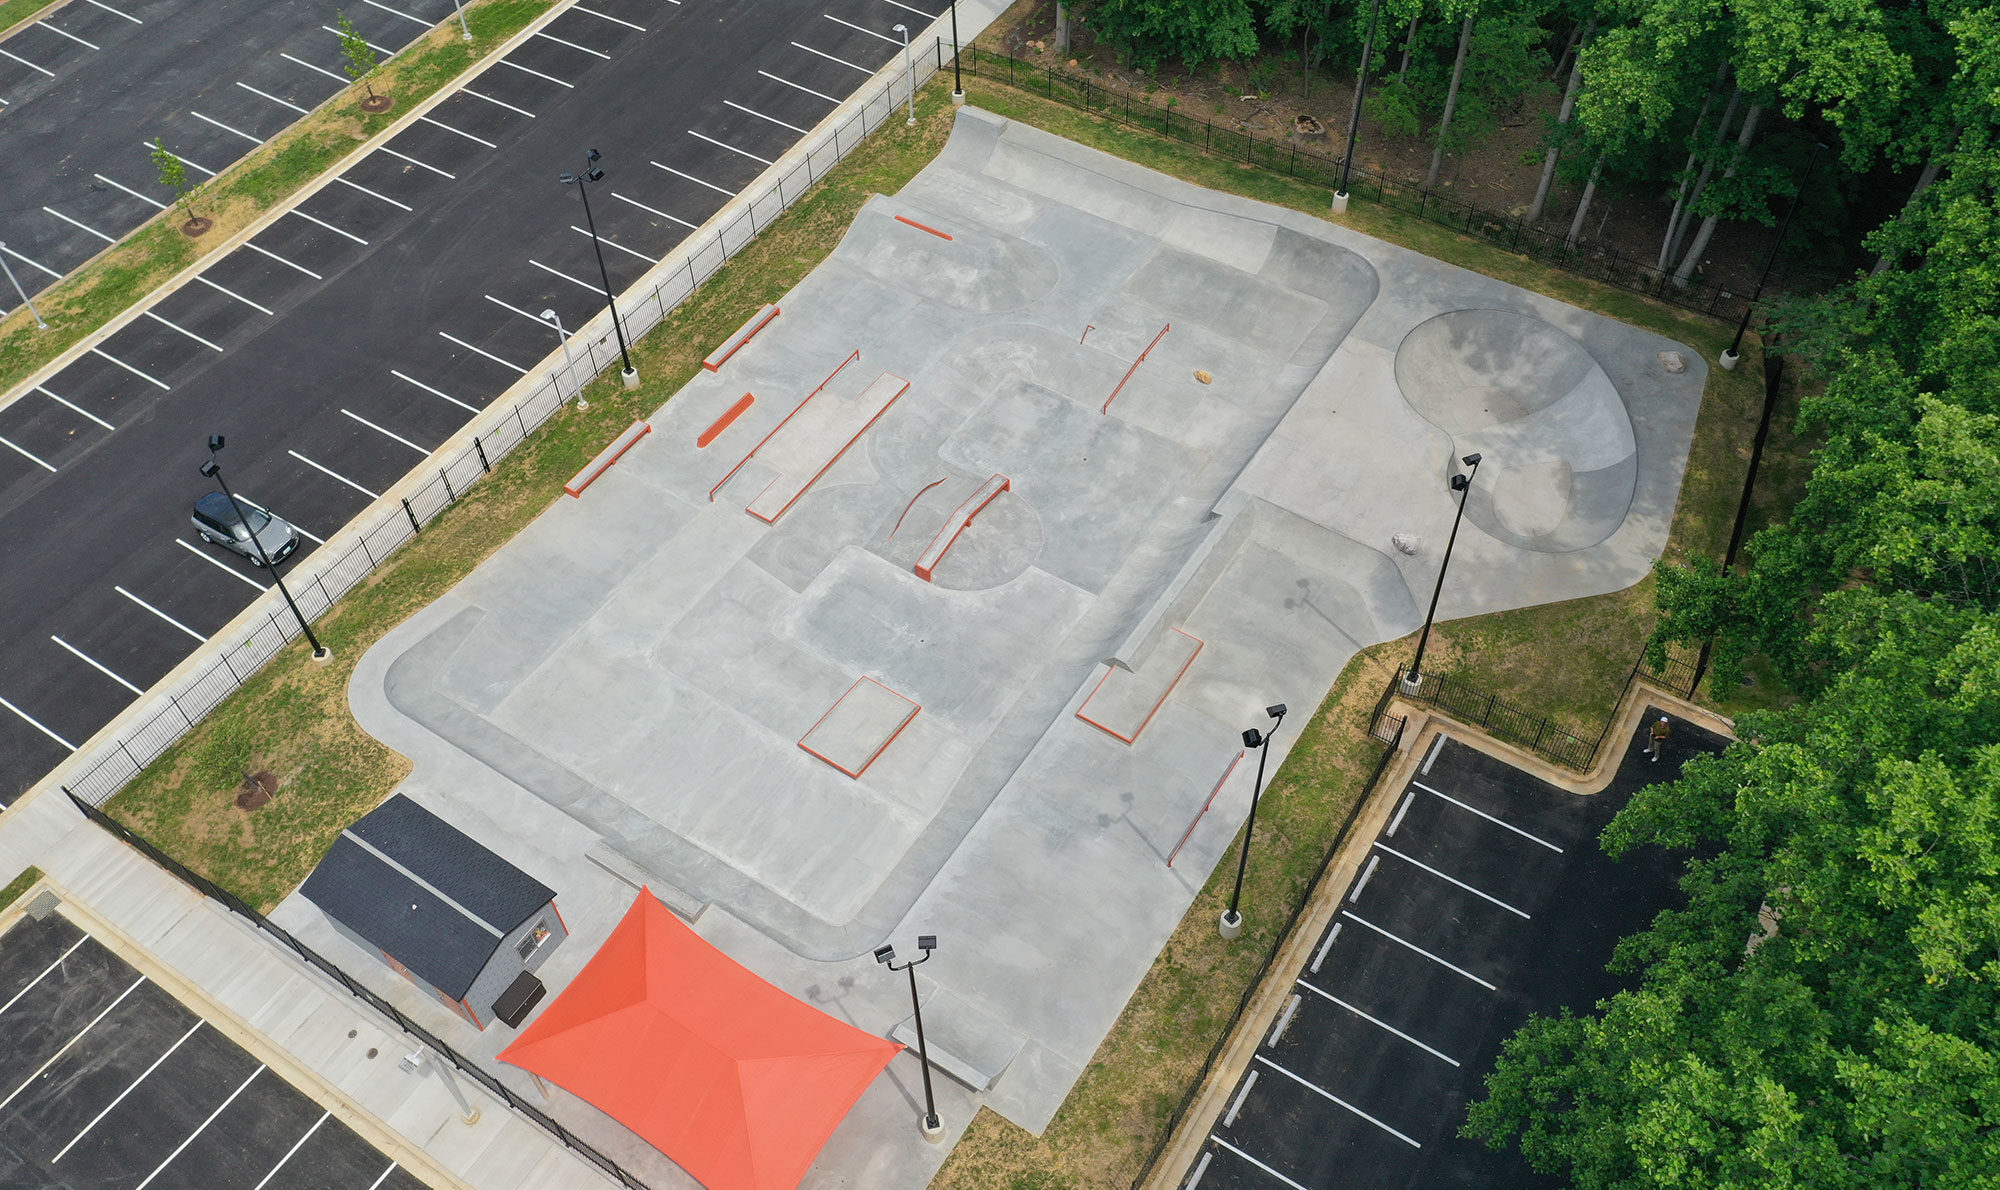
[708,349,859,502]
[893,214,953,240]
[1102,323,1171,414]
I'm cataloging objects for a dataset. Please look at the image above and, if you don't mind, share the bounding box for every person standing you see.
[1649,715,1672,763]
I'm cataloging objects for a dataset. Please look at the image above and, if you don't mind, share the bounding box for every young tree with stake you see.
[338,12,386,109]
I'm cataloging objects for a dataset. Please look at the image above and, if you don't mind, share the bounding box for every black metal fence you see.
[964,48,1834,325]
[1397,642,1701,772]
[64,790,656,1189]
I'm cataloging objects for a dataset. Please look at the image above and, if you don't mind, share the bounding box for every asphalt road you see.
[0,912,425,1189]
[0,0,453,308]
[0,0,944,800]
[1189,710,1729,1190]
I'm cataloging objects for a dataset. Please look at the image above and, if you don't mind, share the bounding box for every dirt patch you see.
[360,93,393,113]
[180,216,213,238]
[235,770,276,810]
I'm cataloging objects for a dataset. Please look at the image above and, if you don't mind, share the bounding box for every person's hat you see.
[1658,716,1669,722]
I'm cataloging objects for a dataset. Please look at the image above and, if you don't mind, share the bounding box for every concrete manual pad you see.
[339,107,1706,1184]
[799,677,922,777]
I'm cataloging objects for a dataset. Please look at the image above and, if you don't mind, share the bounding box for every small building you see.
[301,794,566,1030]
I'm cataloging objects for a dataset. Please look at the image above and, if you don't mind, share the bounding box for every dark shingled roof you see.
[301,795,555,1000]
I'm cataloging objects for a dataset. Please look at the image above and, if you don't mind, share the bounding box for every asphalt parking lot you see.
[0,910,427,1189]
[0,0,944,801]
[1186,709,1729,1190]
[0,0,450,306]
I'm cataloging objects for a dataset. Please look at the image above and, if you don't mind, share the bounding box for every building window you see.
[517,920,551,961]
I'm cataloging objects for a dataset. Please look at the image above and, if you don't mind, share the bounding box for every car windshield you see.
[230,506,271,535]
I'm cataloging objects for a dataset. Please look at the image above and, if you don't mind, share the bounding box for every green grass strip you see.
[0,866,44,915]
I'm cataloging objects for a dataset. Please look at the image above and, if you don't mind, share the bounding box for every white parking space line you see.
[363,0,431,26]
[342,407,431,456]
[1309,922,1341,974]
[650,160,736,196]
[0,978,145,1111]
[611,190,696,229]
[688,128,773,165]
[0,47,55,77]
[529,258,604,295]
[391,368,478,413]
[144,310,226,352]
[1209,1135,1312,1188]
[0,939,88,1019]
[792,40,872,74]
[137,141,216,176]
[1413,781,1565,852]
[233,493,324,543]
[253,1112,329,1190]
[176,538,268,590]
[44,206,116,244]
[83,0,145,24]
[439,330,528,373]
[289,208,368,245]
[1375,841,1531,919]
[281,51,347,84]
[196,274,276,315]
[1386,789,1415,837]
[364,1164,400,1190]
[190,109,264,146]
[724,98,808,135]
[759,68,840,104]
[236,80,309,114]
[571,225,654,262]
[0,434,57,473]
[0,694,74,751]
[880,0,940,16]
[336,176,413,210]
[116,586,207,643]
[52,1021,201,1163]
[378,144,455,178]
[826,13,899,44]
[535,29,610,58]
[321,26,394,57]
[486,292,560,326]
[2,243,62,280]
[1341,911,1496,990]
[463,87,536,117]
[52,635,146,695]
[573,5,645,30]
[37,385,115,430]
[90,346,171,389]
[244,240,324,279]
[1293,977,1462,1066]
[37,20,100,49]
[134,1066,264,1190]
[287,449,381,499]
[499,57,575,88]
[419,114,496,147]
[1254,1055,1423,1148]
[94,173,167,209]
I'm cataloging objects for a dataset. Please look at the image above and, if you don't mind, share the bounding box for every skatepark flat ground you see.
[287,107,1709,1187]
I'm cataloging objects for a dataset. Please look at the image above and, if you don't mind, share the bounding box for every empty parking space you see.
[1191,714,1729,1190]
[0,912,423,1190]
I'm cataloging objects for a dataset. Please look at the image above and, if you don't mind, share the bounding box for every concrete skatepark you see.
[279,107,1707,1186]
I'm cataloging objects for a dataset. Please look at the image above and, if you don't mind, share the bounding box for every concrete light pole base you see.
[1218,909,1243,940]
[952,90,966,106]
[310,648,335,666]
[1399,671,1423,696]
[1717,350,1740,371]
[922,1117,946,1143]
[621,366,640,390]
[1330,191,1350,213]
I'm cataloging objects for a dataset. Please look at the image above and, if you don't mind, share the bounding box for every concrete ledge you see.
[1077,628,1204,744]
[563,420,649,497]
[702,303,779,372]
[583,842,707,922]
[914,473,1009,582]
[890,986,1025,1092]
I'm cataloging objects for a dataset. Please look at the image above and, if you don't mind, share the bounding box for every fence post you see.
[473,436,489,472]
[440,469,455,502]
[402,498,421,536]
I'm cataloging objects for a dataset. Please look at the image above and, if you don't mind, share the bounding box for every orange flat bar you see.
[894,214,953,241]
[697,394,754,448]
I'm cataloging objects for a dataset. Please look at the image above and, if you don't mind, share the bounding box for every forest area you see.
[1054,0,2000,1184]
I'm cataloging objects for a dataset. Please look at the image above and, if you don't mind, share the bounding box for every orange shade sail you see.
[498,889,899,1190]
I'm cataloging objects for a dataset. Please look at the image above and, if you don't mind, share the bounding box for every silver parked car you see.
[191,491,299,566]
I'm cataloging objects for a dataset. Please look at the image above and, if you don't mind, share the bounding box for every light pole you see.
[540,308,586,409]
[400,1048,479,1123]
[200,435,327,660]
[1720,141,1826,370]
[1403,453,1482,691]
[949,0,962,102]
[1332,0,1383,213]
[1,243,47,329]
[1220,704,1287,940]
[450,0,469,39]
[559,149,638,390]
[894,24,915,125]
[874,935,944,1142]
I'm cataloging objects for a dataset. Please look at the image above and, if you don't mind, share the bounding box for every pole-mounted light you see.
[875,935,944,1140]
[1404,453,1482,690]
[559,149,638,389]
[1220,703,1288,940]
[200,435,327,660]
